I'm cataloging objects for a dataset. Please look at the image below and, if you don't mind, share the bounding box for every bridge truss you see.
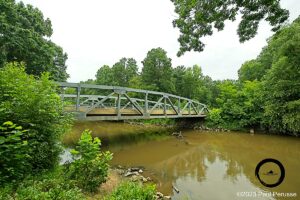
[57,82,208,121]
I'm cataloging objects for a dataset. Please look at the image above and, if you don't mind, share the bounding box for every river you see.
[64,121,300,200]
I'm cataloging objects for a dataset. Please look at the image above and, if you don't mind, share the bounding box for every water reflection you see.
[108,131,300,200]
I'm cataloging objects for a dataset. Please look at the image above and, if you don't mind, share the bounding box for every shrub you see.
[0,170,85,200]
[66,130,113,193]
[0,62,72,171]
[0,121,30,185]
[107,181,156,200]
[206,108,223,128]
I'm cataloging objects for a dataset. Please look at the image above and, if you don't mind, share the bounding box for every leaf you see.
[3,121,13,126]
[0,136,6,144]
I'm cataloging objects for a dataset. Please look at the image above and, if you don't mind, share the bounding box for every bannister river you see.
[63,121,300,200]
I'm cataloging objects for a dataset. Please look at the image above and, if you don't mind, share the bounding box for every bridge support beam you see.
[76,85,81,111]
[144,92,149,118]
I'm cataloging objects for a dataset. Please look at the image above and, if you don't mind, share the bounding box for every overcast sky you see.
[22,0,300,82]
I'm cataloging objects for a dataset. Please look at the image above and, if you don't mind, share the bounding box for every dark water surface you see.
[67,122,300,200]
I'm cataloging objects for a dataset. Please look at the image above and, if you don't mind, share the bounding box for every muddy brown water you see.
[65,122,300,200]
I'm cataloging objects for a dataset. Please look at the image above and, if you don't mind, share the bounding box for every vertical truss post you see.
[76,85,81,111]
[188,101,191,115]
[116,93,121,118]
[163,95,167,116]
[144,92,149,117]
[178,98,181,115]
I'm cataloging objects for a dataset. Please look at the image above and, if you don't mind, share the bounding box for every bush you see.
[0,170,85,200]
[206,108,223,128]
[0,121,30,185]
[107,181,156,200]
[66,130,113,193]
[0,62,72,171]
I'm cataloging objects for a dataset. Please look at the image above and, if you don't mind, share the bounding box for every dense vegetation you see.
[87,17,300,136]
[107,181,156,200]
[0,64,113,198]
[0,63,71,177]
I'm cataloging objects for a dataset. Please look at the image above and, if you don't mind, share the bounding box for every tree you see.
[238,60,265,82]
[181,65,203,98]
[173,65,186,96]
[111,58,138,86]
[239,80,263,128]
[171,0,289,56]
[0,62,71,170]
[261,17,300,134]
[95,65,113,85]
[141,48,175,93]
[0,0,68,81]
[96,58,138,87]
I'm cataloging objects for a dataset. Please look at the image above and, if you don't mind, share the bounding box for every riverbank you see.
[85,167,171,200]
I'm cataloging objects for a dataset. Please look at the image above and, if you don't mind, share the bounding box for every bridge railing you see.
[56,82,208,120]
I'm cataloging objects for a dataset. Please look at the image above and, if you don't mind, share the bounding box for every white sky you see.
[22,0,300,82]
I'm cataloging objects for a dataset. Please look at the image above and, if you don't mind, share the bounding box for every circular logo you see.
[255,158,285,188]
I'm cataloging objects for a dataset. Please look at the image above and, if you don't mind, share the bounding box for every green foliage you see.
[107,181,156,200]
[95,58,139,88]
[66,130,113,193]
[238,60,265,82]
[112,58,138,87]
[0,63,72,170]
[0,169,85,200]
[171,0,289,56]
[208,80,263,130]
[141,48,175,93]
[206,108,223,128]
[0,0,68,81]
[96,65,113,85]
[0,121,30,185]
[262,52,300,134]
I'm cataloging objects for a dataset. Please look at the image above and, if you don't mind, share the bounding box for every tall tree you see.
[0,0,68,81]
[173,65,186,96]
[141,48,175,93]
[95,65,113,85]
[111,58,138,86]
[261,17,300,135]
[171,0,289,56]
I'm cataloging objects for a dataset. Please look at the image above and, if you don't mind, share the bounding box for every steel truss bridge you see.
[57,82,208,121]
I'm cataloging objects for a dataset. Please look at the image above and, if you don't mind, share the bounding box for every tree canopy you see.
[0,0,68,81]
[171,0,289,56]
[141,48,174,93]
